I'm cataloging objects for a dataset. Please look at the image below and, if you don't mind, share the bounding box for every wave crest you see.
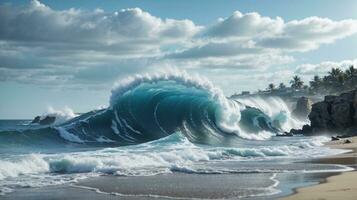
[0,71,302,146]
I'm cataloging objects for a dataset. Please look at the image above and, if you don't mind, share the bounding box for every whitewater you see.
[0,71,351,198]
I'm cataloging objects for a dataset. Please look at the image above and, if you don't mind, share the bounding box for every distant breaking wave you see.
[40,106,78,125]
[0,71,304,147]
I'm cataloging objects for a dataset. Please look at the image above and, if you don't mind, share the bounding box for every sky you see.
[0,0,357,119]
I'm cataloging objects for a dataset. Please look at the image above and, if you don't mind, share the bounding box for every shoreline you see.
[1,137,355,200]
[280,136,357,200]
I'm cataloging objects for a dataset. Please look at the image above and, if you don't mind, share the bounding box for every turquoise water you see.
[0,73,351,198]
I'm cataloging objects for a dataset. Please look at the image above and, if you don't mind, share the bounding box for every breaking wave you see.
[0,71,304,146]
[0,133,346,181]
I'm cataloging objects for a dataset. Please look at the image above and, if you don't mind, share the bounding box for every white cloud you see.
[296,59,357,75]
[204,11,357,52]
[0,1,357,91]
[0,0,200,87]
[204,11,284,38]
[258,17,357,51]
[164,11,357,74]
[0,1,200,54]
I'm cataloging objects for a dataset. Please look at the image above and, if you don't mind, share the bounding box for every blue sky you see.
[0,0,357,119]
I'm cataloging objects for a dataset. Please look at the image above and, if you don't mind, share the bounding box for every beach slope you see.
[281,137,357,200]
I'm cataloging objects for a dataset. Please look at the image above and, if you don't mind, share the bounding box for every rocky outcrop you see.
[292,97,312,120]
[309,89,357,134]
[31,115,56,125]
[31,116,41,124]
[287,125,312,135]
[308,101,332,131]
[291,89,357,136]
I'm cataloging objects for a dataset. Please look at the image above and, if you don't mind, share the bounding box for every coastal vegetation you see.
[266,65,356,95]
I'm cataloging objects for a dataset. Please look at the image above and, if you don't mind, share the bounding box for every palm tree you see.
[309,75,322,93]
[345,65,357,89]
[268,83,275,92]
[320,67,346,93]
[322,75,332,92]
[290,75,304,90]
[278,83,286,90]
[328,68,343,80]
[345,65,356,78]
[328,68,345,91]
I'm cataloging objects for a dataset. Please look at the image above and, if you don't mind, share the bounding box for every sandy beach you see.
[1,170,337,200]
[281,136,357,200]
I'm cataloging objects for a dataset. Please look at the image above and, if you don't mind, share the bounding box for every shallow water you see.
[0,171,340,200]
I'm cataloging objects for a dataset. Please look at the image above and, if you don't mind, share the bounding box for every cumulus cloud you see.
[204,11,284,38]
[0,0,357,90]
[258,17,357,51]
[296,59,357,75]
[204,11,357,52]
[0,0,200,87]
[164,11,357,74]
[0,1,199,46]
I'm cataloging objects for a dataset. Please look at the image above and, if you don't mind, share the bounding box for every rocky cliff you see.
[292,96,312,120]
[289,89,357,136]
[31,115,56,125]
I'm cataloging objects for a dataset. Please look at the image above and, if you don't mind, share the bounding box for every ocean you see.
[0,72,351,199]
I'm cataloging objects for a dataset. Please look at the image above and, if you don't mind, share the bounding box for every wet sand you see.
[1,172,336,200]
[281,136,357,200]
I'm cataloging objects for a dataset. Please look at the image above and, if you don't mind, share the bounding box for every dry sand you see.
[281,136,357,200]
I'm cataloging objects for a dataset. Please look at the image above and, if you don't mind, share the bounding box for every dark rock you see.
[331,136,340,141]
[288,128,303,135]
[340,91,355,102]
[287,124,313,136]
[292,97,312,120]
[331,101,353,129]
[301,124,312,135]
[308,102,332,131]
[308,89,357,136]
[39,116,56,125]
[324,95,337,103]
[31,116,41,124]
[277,132,294,137]
[337,135,352,139]
[344,139,352,144]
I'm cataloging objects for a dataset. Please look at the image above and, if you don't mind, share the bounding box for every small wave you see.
[0,132,349,197]
[0,134,343,180]
[0,155,49,180]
